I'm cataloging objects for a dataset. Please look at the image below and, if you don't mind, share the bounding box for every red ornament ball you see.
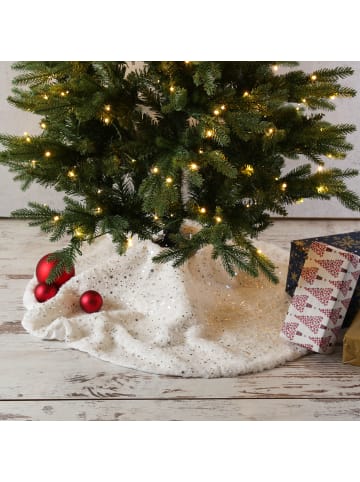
[34,282,58,303]
[36,253,75,286]
[80,290,103,313]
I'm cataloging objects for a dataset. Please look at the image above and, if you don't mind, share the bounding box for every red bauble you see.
[34,282,58,303]
[36,253,75,286]
[80,290,103,313]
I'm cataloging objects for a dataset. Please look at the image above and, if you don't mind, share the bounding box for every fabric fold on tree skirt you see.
[22,235,307,378]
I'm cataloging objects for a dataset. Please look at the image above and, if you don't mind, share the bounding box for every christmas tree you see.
[1,61,359,283]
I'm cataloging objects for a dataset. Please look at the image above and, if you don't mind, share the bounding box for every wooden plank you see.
[1,334,359,400]
[1,398,359,420]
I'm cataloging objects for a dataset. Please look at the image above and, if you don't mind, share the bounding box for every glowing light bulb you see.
[198,148,204,154]
[104,117,110,124]
[199,207,206,214]
[184,61,191,64]
[206,129,214,138]
[215,216,222,223]
[104,105,111,111]
[257,249,263,254]
[302,98,307,103]
[60,91,66,97]
[152,166,159,174]
[189,162,199,171]
[95,207,102,214]
[317,165,324,172]
[317,185,328,194]
[220,105,226,111]
[23,132,28,136]
[327,154,333,159]
[296,198,304,204]
[170,86,175,92]
[127,237,133,248]
[30,160,37,168]
[165,176,173,184]
[241,164,254,176]
[53,215,60,222]
[67,170,76,178]
[246,203,250,208]
[26,136,31,143]
[40,122,47,129]
[311,74,317,81]
[281,182,287,191]
[74,228,84,238]
[154,214,159,220]
[272,65,279,72]
[330,94,336,100]
[266,128,274,136]
[44,151,51,158]
[213,109,220,116]
[243,91,249,97]
[131,159,136,163]
[43,94,49,100]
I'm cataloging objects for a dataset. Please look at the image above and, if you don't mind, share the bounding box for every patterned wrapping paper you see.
[285,231,360,326]
[281,241,360,354]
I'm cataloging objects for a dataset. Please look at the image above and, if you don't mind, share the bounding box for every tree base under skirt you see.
[22,235,307,378]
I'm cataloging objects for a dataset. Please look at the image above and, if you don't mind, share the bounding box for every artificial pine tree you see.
[1,61,359,283]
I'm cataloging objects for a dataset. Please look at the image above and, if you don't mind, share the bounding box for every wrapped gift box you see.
[285,231,360,326]
[281,241,360,354]
[343,310,360,366]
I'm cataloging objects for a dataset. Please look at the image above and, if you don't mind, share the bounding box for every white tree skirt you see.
[22,235,306,378]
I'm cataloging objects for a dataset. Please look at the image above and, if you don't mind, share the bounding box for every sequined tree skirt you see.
[22,235,306,378]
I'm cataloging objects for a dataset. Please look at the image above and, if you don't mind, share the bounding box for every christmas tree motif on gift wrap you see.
[339,251,360,269]
[341,298,352,309]
[309,335,333,350]
[300,267,319,285]
[319,307,343,325]
[281,322,299,340]
[294,315,323,334]
[315,259,345,277]
[291,294,310,312]
[310,242,328,257]
[329,279,353,296]
[304,287,334,305]
[331,326,341,338]
[351,270,360,281]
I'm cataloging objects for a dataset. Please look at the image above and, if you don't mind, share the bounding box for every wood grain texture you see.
[1,219,360,420]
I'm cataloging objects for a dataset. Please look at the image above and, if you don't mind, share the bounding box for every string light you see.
[40,122,47,129]
[329,94,336,100]
[296,198,304,204]
[310,74,317,81]
[170,86,175,92]
[317,185,328,194]
[257,249,263,254]
[131,159,136,163]
[243,91,249,97]
[246,203,250,208]
[272,65,279,72]
[97,189,102,194]
[104,105,111,111]
[43,94,49,100]
[44,151,51,158]
[214,216,222,223]
[60,91,66,97]
[317,165,324,172]
[151,166,159,174]
[67,169,76,178]
[95,207,102,214]
[184,61,191,64]
[153,214,159,220]
[53,215,60,222]
[199,207,206,214]
[301,98,307,103]
[30,160,37,168]
[165,176,173,184]
[213,109,220,116]
[23,131,28,136]
[327,154,333,159]
[266,128,274,136]
[189,162,199,171]
[127,237,133,248]
[206,129,214,138]
[241,164,254,176]
[104,117,110,125]
[74,227,84,238]
[220,105,226,111]
[281,182,287,191]
[26,136,31,143]
[198,148,204,154]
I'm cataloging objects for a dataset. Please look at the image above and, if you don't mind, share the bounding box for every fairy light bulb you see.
[67,169,76,178]
[170,86,175,92]
[206,129,214,138]
[165,176,173,184]
[127,237,133,248]
[317,185,328,194]
[198,148,204,154]
[317,165,324,172]
[30,160,37,168]
[43,94,49,100]
[281,182,287,191]
[104,105,111,111]
[53,215,60,222]
[104,117,110,125]
[40,122,47,129]
[220,105,226,111]
[26,136,31,143]
[330,94,336,100]
[189,162,199,171]
[213,109,220,116]
[199,207,206,214]
[302,98,307,103]
[153,214,159,220]
[246,203,250,208]
[184,61,191,64]
[74,228,84,238]
[241,164,254,176]
[296,198,304,204]
[131,159,136,163]
[272,65,279,72]
[266,128,274,136]
[95,207,102,214]
[152,166,159,174]
[215,216,222,223]
[311,74,317,81]
[24,131,28,136]
[243,91,249,97]
[60,91,66,97]
[44,151,51,158]
[327,154,333,159]
[257,249,263,254]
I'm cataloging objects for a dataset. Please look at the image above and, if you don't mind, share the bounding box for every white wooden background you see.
[1,61,360,217]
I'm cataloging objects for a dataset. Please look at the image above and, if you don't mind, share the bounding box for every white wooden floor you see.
[1,218,360,421]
